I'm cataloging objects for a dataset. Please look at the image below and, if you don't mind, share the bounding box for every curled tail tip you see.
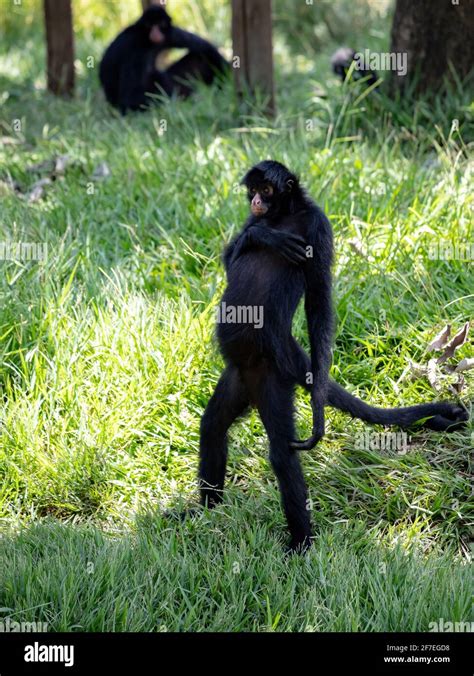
[290,433,323,452]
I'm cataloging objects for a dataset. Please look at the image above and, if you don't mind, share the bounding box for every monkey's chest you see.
[217,251,305,360]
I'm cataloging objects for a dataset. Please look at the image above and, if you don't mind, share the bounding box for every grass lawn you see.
[0,0,472,632]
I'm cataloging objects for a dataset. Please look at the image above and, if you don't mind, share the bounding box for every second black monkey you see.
[99,5,228,114]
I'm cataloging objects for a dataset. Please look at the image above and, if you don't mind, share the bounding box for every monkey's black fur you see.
[331,46,378,85]
[199,160,468,553]
[99,6,228,114]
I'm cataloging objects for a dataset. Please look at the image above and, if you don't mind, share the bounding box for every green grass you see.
[1,516,471,632]
[0,0,473,632]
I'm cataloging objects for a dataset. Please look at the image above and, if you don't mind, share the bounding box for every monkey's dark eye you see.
[262,185,273,196]
[249,187,257,196]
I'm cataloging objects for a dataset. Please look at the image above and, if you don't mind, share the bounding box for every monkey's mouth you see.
[251,205,268,216]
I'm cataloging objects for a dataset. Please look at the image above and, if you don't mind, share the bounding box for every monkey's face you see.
[242,162,297,220]
[142,7,172,44]
[248,182,275,217]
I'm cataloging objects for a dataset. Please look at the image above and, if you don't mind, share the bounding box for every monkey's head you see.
[241,160,301,219]
[139,6,172,44]
[331,47,377,85]
[330,47,356,80]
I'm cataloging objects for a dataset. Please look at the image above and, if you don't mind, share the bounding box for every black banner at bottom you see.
[0,632,471,674]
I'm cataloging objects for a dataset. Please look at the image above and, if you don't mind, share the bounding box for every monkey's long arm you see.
[291,208,334,451]
[167,27,222,53]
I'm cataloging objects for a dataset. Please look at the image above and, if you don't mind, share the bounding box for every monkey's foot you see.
[285,535,313,556]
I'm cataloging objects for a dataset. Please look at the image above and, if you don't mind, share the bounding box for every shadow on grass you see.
[0,495,472,632]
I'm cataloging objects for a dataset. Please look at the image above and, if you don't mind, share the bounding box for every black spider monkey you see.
[331,46,378,85]
[99,5,228,114]
[199,160,468,553]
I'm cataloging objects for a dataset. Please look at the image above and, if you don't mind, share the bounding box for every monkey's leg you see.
[254,370,312,552]
[290,338,468,432]
[199,367,249,508]
[145,69,174,98]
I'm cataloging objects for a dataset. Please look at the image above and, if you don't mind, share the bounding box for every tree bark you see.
[232,0,275,115]
[390,0,474,92]
[43,0,75,97]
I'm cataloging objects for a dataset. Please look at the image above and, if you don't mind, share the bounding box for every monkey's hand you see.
[248,226,307,265]
[290,396,325,451]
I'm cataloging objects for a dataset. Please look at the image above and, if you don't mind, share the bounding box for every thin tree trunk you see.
[43,0,75,97]
[232,0,275,115]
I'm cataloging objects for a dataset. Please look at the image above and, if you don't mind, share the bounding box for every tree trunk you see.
[232,0,275,115]
[43,0,75,97]
[390,0,474,92]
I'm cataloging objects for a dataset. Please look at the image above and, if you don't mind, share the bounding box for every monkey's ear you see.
[286,179,294,192]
